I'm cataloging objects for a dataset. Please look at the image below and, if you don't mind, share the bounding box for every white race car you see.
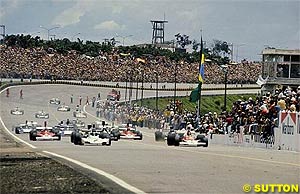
[73,110,87,118]
[49,98,60,105]
[72,130,111,146]
[13,122,39,134]
[167,129,208,147]
[35,110,49,119]
[57,105,71,112]
[54,125,76,136]
[72,119,85,128]
[11,107,24,115]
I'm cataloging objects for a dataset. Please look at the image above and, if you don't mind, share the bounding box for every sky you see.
[0,0,299,61]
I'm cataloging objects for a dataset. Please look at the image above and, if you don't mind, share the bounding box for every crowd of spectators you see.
[96,86,299,143]
[0,45,261,84]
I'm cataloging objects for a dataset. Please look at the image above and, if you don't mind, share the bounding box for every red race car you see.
[29,127,61,141]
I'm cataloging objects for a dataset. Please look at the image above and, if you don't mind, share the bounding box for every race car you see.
[35,110,49,119]
[92,121,120,141]
[72,119,85,128]
[72,129,111,146]
[10,107,24,115]
[167,129,208,147]
[118,124,143,140]
[13,122,39,134]
[29,127,61,141]
[107,89,121,101]
[54,124,76,136]
[73,109,87,118]
[57,104,71,112]
[49,98,60,105]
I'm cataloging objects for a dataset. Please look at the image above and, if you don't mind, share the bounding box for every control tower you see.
[150,20,168,44]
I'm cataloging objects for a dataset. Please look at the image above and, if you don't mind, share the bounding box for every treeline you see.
[2,34,231,64]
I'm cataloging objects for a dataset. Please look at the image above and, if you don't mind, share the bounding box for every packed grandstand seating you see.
[0,45,261,84]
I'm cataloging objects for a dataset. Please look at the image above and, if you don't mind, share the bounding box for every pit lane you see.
[0,84,299,194]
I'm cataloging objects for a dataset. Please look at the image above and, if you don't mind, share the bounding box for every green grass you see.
[138,94,258,114]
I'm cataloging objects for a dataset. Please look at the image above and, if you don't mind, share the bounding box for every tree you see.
[175,33,192,49]
[192,40,200,52]
[211,39,231,58]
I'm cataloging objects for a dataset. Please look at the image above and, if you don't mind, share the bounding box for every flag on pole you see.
[189,86,199,102]
[198,37,205,83]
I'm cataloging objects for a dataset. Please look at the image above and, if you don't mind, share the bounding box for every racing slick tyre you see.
[174,134,181,146]
[167,133,176,146]
[196,134,208,147]
[15,128,20,134]
[155,131,164,141]
[203,139,208,147]
[30,132,37,141]
[74,133,82,145]
[134,132,143,140]
[70,132,75,143]
[106,138,112,146]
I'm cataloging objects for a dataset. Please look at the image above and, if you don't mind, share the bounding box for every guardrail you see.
[0,80,260,92]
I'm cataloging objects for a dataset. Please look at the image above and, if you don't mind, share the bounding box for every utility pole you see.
[39,26,59,41]
[173,62,177,114]
[155,72,159,110]
[0,25,5,44]
[235,44,245,62]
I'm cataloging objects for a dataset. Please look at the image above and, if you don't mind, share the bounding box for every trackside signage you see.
[280,112,297,135]
[275,111,300,152]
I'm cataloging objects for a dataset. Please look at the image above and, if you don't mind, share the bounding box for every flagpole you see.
[198,82,202,117]
[198,32,203,118]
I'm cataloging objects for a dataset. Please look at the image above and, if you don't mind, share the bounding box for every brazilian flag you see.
[189,87,199,102]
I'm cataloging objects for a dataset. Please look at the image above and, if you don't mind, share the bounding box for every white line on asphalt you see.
[0,86,146,194]
[126,139,300,168]
[0,115,37,149]
[0,86,37,149]
[42,151,146,194]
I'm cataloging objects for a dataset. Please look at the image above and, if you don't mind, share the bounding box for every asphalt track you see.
[0,84,299,194]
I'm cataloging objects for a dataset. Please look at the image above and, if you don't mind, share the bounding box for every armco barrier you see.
[0,79,260,92]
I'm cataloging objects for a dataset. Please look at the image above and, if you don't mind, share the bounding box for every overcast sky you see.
[1,0,299,61]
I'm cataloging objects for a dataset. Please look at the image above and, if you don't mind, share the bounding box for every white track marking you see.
[0,85,146,194]
[0,86,37,149]
[126,139,300,168]
[0,115,37,149]
[43,151,146,194]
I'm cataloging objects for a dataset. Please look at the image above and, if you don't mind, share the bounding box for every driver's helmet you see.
[126,123,130,131]
[187,130,192,136]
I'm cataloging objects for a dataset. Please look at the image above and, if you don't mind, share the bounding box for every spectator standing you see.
[86,96,89,105]
[20,89,23,99]
[79,96,82,105]
[70,94,74,104]
[6,88,9,97]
